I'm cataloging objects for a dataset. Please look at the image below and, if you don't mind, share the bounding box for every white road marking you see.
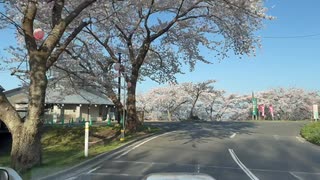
[112,160,320,176]
[115,131,175,159]
[87,166,101,174]
[290,172,304,180]
[113,160,168,165]
[196,164,201,173]
[228,149,259,180]
[273,135,279,140]
[141,162,154,174]
[88,172,142,177]
[65,177,77,180]
[112,160,240,170]
[296,136,305,143]
[230,133,236,138]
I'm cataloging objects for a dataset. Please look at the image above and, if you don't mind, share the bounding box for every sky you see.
[1,0,320,95]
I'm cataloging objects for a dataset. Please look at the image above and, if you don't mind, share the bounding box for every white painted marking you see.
[197,164,200,173]
[65,177,77,180]
[229,149,259,180]
[112,160,240,170]
[115,131,175,159]
[88,172,142,177]
[113,160,320,176]
[296,136,305,143]
[291,171,320,175]
[87,166,101,174]
[230,133,236,139]
[290,172,304,180]
[141,162,154,174]
[273,135,279,140]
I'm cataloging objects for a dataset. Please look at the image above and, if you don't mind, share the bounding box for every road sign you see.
[252,98,258,116]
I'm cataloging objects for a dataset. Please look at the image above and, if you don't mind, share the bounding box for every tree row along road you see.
[59,121,320,180]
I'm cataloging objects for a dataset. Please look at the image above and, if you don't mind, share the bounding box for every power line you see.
[263,33,320,39]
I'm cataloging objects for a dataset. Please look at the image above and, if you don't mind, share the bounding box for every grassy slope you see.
[0,124,160,179]
[301,122,320,145]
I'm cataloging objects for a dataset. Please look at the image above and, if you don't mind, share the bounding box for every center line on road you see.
[115,131,175,159]
[228,149,259,180]
[230,133,236,138]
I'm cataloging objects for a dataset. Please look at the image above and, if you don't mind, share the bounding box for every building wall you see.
[79,105,113,121]
[47,104,114,122]
[5,87,116,123]
[80,105,99,121]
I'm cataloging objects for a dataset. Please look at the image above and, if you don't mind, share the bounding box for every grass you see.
[241,119,310,122]
[0,154,10,167]
[301,122,320,145]
[0,124,161,179]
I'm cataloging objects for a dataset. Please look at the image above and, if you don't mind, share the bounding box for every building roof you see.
[45,88,113,105]
[5,86,114,105]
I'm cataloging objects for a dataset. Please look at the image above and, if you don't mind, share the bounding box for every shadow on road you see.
[166,121,257,145]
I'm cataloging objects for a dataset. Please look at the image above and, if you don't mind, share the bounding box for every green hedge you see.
[301,122,320,145]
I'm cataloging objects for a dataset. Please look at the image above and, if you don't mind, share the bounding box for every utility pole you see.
[118,53,122,124]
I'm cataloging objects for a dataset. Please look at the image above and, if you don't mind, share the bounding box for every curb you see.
[39,131,165,180]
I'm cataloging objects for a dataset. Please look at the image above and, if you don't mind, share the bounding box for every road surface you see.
[62,121,320,180]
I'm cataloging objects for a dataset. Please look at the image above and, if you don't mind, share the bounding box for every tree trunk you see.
[104,87,123,124]
[10,52,48,172]
[126,80,141,132]
[10,125,42,172]
[189,94,200,120]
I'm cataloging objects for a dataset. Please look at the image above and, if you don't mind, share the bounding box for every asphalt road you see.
[61,121,320,180]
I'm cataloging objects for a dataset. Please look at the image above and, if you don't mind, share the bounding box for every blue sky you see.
[138,0,320,94]
[1,0,320,94]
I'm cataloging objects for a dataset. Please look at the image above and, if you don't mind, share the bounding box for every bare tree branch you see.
[52,0,65,27]
[84,27,118,62]
[64,0,96,25]
[0,12,24,33]
[42,0,97,56]
[22,0,38,52]
[0,91,22,132]
[144,0,154,40]
[46,20,90,69]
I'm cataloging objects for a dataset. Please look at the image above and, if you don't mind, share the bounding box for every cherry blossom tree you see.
[137,81,241,121]
[197,90,225,120]
[57,0,272,130]
[136,93,153,114]
[0,0,101,171]
[182,80,216,119]
[139,87,319,121]
[256,88,320,120]
[220,94,251,120]
[222,88,320,121]
[137,84,190,121]
[156,85,189,121]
